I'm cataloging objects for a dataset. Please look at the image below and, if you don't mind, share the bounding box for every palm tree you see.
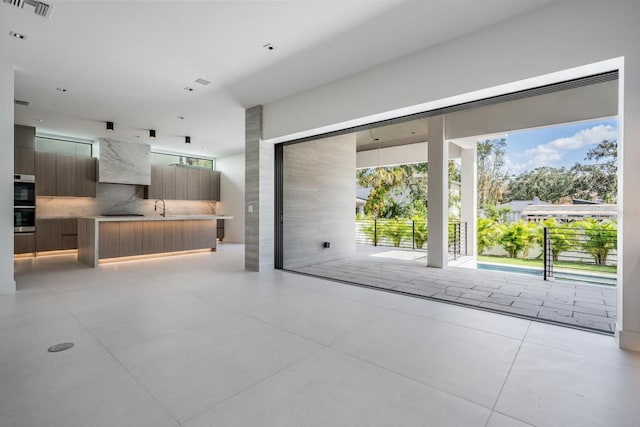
[357,167,406,217]
[573,219,617,265]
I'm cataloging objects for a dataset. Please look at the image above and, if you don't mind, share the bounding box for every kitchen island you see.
[77,215,233,267]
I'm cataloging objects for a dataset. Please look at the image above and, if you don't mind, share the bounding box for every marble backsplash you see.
[36,183,218,218]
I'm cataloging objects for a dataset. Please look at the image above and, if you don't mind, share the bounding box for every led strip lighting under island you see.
[77,215,233,267]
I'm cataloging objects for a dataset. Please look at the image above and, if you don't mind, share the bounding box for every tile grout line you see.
[178,344,327,425]
[483,321,532,427]
[44,285,184,427]
[328,344,496,414]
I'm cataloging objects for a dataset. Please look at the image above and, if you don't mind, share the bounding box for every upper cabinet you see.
[145,166,220,201]
[36,152,97,197]
[14,125,35,175]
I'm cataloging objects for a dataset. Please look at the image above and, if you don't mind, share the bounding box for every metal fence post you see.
[464,222,468,255]
[453,223,458,261]
[412,220,415,251]
[374,218,377,247]
[543,227,547,280]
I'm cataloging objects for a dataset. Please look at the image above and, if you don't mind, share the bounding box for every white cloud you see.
[512,124,616,173]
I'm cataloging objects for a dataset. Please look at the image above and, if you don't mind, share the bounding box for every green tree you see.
[504,166,574,203]
[407,199,428,249]
[477,138,508,209]
[498,220,539,258]
[573,218,617,265]
[357,167,406,217]
[571,139,617,203]
[538,218,575,262]
[379,218,412,247]
[477,218,500,255]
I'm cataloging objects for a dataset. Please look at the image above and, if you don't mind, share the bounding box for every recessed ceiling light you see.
[56,87,67,92]
[262,43,275,51]
[177,116,185,120]
[194,78,210,86]
[9,31,26,40]
[184,86,194,92]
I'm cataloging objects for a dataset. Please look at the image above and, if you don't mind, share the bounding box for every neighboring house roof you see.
[521,204,617,218]
[356,186,372,200]
[498,200,546,213]
[356,197,367,206]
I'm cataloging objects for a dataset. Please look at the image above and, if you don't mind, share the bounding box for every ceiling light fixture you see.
[184,86,194,92]
[177,116,185,120]
[149,129,156,139]
[195,78,210,86]
[56,87,67,92]
[185,136,191,144]
[262,43,275,51]
[4,0,54,19]
[106,121,114,131]
[9,31,26,40]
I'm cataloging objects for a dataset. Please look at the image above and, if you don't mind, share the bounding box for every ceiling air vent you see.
[3,0,53,19]
[14,99,30,107]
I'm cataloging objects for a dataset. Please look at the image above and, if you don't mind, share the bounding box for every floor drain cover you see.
[48,342,74,353]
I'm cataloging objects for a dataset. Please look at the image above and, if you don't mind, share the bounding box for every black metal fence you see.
[355,218,468,257]
[449,221,468,260]
[543,225,617,285]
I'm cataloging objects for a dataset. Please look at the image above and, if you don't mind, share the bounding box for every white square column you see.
[0,63,15,294]
[461,146,477,257]
[427,116,448,268]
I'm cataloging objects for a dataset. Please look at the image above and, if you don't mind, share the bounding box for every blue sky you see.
[503,117,618,175]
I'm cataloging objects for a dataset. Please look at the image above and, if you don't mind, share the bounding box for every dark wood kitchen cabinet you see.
[14,125,36,175]
[14,233,35,254]
[162,166,177,200]
[35,219,61,252]
[146,165,163,200]
[35,152,57,196]
[35,218,79,252]
[76,157,97,197]
[175,167,188,200]
[98,222,120,259]
[145,166,220,201]
[36,152,96,197]
[56,154,76,196]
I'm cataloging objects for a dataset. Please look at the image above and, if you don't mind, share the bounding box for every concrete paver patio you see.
[293,246,617,333]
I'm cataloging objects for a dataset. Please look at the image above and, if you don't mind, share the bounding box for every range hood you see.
[98,139,151,185]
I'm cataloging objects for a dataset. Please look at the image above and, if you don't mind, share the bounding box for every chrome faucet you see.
[154,199,166,217]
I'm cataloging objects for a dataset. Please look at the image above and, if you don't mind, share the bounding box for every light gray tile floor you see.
[293,245,617,333]
[4,243,637,427]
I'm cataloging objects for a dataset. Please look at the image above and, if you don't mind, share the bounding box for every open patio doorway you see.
[276,71,619,334]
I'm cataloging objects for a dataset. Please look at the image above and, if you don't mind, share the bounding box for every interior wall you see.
[0,63,15,294]
[260,0,640,350]
[283,134,356,269]
[216,152,245,243]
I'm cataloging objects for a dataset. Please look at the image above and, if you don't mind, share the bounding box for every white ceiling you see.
[1,0,558,158]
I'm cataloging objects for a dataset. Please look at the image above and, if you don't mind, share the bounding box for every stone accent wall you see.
[245,106,274,271]
[283,134,356,269]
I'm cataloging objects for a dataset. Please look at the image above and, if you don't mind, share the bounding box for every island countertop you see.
[78,215,232,267]
[83,214,234,222]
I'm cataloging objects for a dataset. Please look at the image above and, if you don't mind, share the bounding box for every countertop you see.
[82,215,233,222]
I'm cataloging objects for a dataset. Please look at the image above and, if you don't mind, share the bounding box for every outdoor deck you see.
[293,246,617,333]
